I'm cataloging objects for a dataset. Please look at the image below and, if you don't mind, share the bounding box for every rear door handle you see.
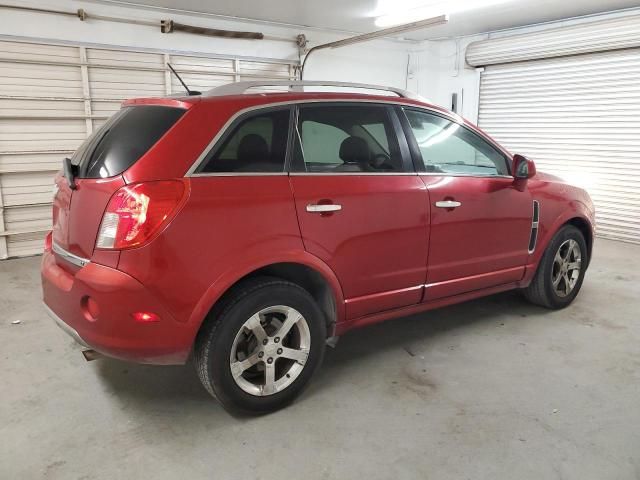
[435,200,462,208]
[306,204,342,213]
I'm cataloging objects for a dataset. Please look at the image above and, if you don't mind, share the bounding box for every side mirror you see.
[513,154,536,179]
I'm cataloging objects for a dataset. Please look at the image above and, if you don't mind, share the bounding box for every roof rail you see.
[205,80,425,101]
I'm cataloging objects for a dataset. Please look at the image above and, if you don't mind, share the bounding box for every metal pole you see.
[301,14,448,79]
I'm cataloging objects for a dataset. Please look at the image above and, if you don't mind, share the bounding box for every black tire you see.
[523,225,588,309]
[194,276,326,414]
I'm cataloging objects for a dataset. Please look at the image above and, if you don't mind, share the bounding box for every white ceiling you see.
[95,0,640,40]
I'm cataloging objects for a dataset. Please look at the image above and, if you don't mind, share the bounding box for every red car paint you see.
[41,91,595,364]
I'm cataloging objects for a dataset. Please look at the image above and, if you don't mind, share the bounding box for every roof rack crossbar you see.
[204,80,423,100]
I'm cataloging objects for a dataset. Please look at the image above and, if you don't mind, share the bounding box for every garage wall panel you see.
[0,63,83,99]
[467,14,640,67]
[0,38,297,259]
[89,67,166,99]
[4,204,51,235]
[170,56,235,74]
[239,60,292,78]
[86,48,165,69]
[170,71,234,93]
[478,49,640,243]
[7,232,46,258]
[0,40,77,61]
[1,172,56,207]
[0,153,63,173]
[0,119,87,152]
[90,100,121,115]
[0,98,85,117]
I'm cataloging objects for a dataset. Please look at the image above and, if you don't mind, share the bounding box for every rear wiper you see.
[63,157,77,190]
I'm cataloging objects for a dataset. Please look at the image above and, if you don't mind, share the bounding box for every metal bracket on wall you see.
[300,14,448,79]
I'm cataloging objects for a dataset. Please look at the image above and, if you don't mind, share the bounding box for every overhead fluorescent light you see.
[375,0,516,27]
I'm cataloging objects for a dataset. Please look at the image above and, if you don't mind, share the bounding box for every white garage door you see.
[478,49,640,244]
[0,39,297,259]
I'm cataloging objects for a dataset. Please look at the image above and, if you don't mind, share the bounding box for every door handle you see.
[435,200,462,208]
[306,204,342,213]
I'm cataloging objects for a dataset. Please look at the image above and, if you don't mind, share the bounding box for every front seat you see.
[236,133,274,170]
[337,136,371,172]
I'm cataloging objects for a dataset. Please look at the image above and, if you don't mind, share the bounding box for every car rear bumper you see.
[44,302,90,348]
[41,250,195,365]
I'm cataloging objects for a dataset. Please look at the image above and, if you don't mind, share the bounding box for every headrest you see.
[237,134,269,163]
[339,136,370,166]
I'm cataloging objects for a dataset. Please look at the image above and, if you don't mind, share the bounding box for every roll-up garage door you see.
[0,38,297,259]
[477,49,640,244]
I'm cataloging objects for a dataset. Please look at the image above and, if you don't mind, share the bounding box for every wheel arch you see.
[235,262,339,337]
[565,216,593,263]
[522,199,594,287]
[529,209,594,277]
[188,254,345,339]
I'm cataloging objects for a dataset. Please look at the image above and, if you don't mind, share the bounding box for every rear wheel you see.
[523,225,588,309]
[194,277,326,414]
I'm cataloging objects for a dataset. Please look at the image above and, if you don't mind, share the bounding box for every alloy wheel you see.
[229,305,311,396]
[551,239,582,298]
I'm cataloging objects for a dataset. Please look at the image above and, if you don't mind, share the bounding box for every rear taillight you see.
[96,180,188,250]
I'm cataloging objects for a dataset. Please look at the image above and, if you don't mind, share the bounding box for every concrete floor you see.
[1,238,639,480]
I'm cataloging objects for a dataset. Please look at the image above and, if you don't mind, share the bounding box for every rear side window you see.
[199,108,290,173]
[73,106,185,178]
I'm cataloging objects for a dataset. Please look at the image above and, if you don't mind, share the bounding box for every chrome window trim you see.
[185,98,517,179]
[419,173,514,180]
[290,172,417,176]
[190,172,288,177]
[186,99,446,177]
[52,242,90,268]
[190,172,510,178]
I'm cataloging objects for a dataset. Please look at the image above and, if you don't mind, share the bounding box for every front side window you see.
[293,105,404,173]
[200,108,290,173]
[404,109,509,176]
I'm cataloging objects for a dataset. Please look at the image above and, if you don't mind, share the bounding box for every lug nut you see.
[274,337,280,343]
[277,348,283,355]
[262,339,268,345]
[267,357,274,364]
[258,352,264,358]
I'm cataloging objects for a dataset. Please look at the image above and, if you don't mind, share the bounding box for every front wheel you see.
[523,225,588,309]
[194,277,326,414]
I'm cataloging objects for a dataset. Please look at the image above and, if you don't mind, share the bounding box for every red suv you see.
[42,81,595,413]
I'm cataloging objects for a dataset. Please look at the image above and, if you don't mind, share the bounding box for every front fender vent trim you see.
[528,200,540,253]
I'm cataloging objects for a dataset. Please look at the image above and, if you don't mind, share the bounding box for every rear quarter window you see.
[73,106,185,178]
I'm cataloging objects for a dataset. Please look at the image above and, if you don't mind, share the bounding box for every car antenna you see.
[167,63,201,96]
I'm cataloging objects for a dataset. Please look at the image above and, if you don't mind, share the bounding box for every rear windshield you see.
[71,106,185,178]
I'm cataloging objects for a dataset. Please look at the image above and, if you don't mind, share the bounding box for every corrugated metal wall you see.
[478,49,640,243]
[469,14,640,244]
[0,38,297,259]
[467,13,640,67]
